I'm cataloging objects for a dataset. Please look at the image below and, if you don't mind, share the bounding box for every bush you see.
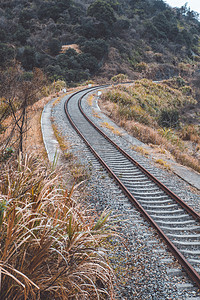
[111,74,128,83]
[180,85,192,95]
[135,62,148,72]
[81,38,108,59]
[87,0,116,25]
[0,43,15,66]
[48,38,62,56]
[159,109,179,128]
[0,154,115,299]
[17,46,37,71]
[78,53,99,73]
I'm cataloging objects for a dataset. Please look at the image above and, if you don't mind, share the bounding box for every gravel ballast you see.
[47,89,200,299]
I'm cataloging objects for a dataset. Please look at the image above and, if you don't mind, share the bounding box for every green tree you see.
[17,46,36,71]
[48,38,62,56]
[159,109,179,128]
[19,9,34,29]
[78,53,99,73]
[0,43,15,67]
[81,39,108,59]
[38,0,71,21]
[14,26,29,45]
[87,0,116,25]
[0,29,6,42]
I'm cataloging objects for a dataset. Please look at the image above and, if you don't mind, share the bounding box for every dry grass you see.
[128,121,200,173]
[0,153,115,299]
[0,84,118,299]
[51,121,69,153]
[100,122,122,136]
[51,121,90,183]
[60,44,81,54]
[87,95,94,106]
[155,158,171,170]
[100,85,200,173]
[131,146,150,156]
[92,109,102,119]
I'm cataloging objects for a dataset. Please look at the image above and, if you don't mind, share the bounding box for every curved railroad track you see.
[64,85,200,289]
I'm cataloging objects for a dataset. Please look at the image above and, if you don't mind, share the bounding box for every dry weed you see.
[0,153,115,299]
[101,122,122,136]
[100,82,200,173]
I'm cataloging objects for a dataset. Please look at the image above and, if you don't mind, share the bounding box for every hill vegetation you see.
[0,0,200,86]
[101,79,200,172]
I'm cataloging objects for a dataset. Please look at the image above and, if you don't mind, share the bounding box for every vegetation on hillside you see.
[0,0,200,88]
[101,79,200,172]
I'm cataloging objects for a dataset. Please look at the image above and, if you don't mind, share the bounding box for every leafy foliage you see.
[87,0,117,25]
[0,0,199,83]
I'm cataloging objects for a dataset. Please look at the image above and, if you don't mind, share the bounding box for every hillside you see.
[100,78,200,172]
[0,0,200,92]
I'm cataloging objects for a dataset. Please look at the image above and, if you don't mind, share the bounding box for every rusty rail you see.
[64,86,200,289]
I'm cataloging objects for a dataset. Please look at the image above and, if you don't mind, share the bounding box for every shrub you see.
[159,109,180,128]
[87,0,116,25]
[135,62,148,72]
[17,46,37,71]
[0,154,115,299]
[78,53,99,73]
[48,38,62,56]
[0,43,15,66]
[180,85,192,95]
[80,38,108,59]
[111,74,128,83]
[179,124,200,142]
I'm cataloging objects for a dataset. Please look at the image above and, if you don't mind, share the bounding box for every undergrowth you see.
[101,80,200,173]
[0,153,115,299]
[101,122,122,136]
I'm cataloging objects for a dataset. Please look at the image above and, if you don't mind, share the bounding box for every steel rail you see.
[78,91,200,222]
[64,86,200,288]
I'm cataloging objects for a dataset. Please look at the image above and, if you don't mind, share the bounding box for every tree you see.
[48,38,62,56]
[17,46,37,71]
[19,9,34,29]
[159,109,179,128]
[0,29,6,42]
[111,73,128,83]
[0,63,46,154]
[87,0,116,25]
[78,53,99,73]
[38,0,71,22]
[0,43,15,67]
[80,39,108,59]
[14,25,29,45]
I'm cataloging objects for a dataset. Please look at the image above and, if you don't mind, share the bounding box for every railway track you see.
[64,85,200,289]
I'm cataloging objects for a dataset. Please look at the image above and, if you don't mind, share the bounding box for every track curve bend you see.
[64,85,200,288]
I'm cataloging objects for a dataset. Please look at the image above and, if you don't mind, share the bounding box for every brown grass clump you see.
[128,122,200,173]
[179,124,200,143]
[87,94,94,106]
[92,109,102,119]
[101,122,122,136]
[100,80,200,173]
[0,153,115,299]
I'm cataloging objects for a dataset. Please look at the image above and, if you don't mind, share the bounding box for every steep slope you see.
[0,0,200,90]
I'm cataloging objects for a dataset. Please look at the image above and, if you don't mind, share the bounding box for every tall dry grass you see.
[101,99,200,173]
[0,153,115,299]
